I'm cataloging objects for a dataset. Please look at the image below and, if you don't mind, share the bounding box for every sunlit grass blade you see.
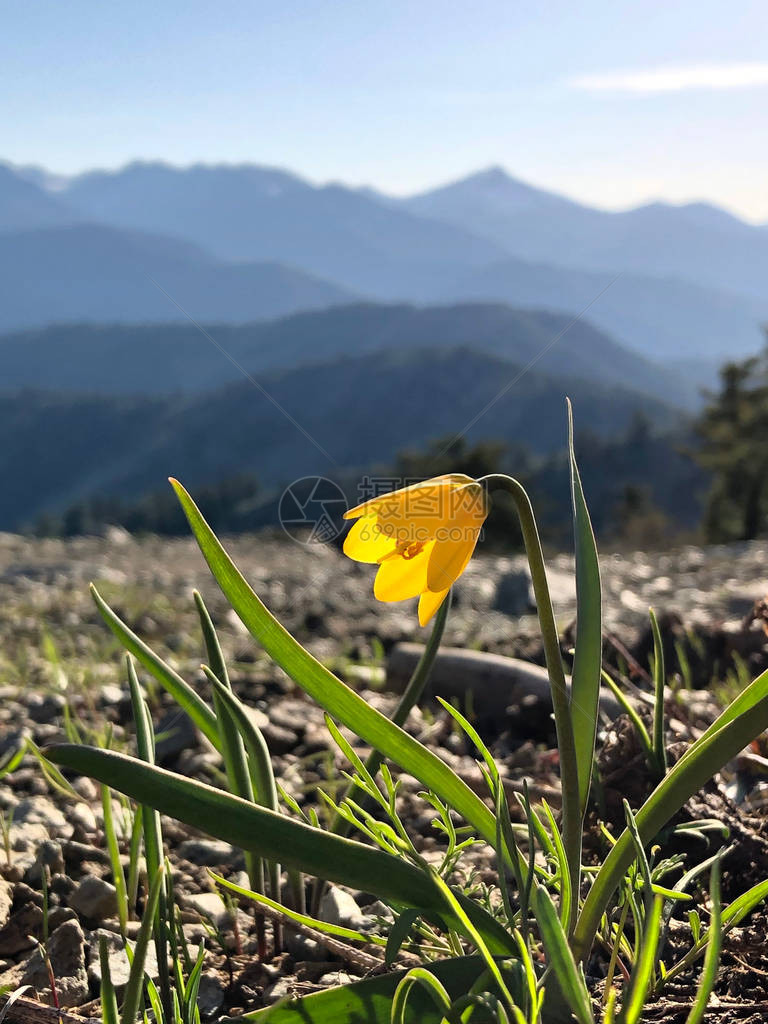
[169,478,500,849]
[601,669,660,777]
[120,863,165,1024]
[101,785,128,936]
[46,743,516,955]
[391,968,452,1024]
[244,956,497,1023]
[567,399,603,823]
[573,672,768,961]
[649,609,668,776]
[91,583,220,750]
[211,871,385,947]
[194,594,266,910]
[618,894,663,1024]
[685,859,721,1024]
[126,656,172,1022]
[99,934,119,1024]
[532,884,593,1024]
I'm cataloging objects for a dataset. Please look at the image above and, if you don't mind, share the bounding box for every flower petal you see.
[342,514,397,563]
[418,588,450,626]
[426,526,482,593]
[343,474,473,520]
[374,541,434,602]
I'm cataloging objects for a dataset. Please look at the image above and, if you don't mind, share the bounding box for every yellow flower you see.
[343,474,489,626]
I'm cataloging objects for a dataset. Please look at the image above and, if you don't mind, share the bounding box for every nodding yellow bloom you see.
[343,474,489,626]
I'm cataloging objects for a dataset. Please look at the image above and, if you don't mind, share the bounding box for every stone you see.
[284,930,325,961]
[13,796,70,835]
[25,839,65,885]
[197,971,226,1019]
[263,976,296,1004]
[155,709,198,764]
[319,885,366,930]
[492,569,533,616]
[0,902,44,955]
[69,874,118,922]
[21,919,89,1007]
[0,879,12,928]
[177,839,237,866]
[87,928,158,992]
[182,892,231,930]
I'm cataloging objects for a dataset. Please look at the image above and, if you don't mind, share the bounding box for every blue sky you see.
[3,1,767,220]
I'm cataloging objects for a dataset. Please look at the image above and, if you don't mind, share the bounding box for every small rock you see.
[319,886,366,930]
[183,892,231,930]
[69,875,118,922]
[284,931,325,961]
[87,928,158,992]
[21,919,89,1007]
[492,569,533,616]
[70,803,98,834]
[177,839,236,866]
[25,839,65,885]
[0,902,44,955]
[0,879,12,927]
[197,971,226,1019]
[13,796,71,835]
[155,710,198,764]
[263,976,296,1004]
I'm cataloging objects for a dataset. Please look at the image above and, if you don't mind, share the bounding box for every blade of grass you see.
[194,594,267,924]
[126,657,172,1023]
[649,610,668,776]
[619,894,663,1024]
[532,885,593,1024]
[91,583,220,750]
[120,864,165,1024]
[567,398,603,827]
[170,479,500,850]
[685,859,721,1024]
[573,671,768,961]
[99,934,119,1024]
[47,743,516,956]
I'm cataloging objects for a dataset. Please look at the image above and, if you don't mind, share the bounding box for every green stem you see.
[310,593,451,915]
[480,474,582,930]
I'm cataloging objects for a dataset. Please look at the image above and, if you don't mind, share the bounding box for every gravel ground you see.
[1,529,768,1019]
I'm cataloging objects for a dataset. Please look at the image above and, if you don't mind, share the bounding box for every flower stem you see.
[480,474,582,932]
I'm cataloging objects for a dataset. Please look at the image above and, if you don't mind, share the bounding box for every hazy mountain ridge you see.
[0,302,690,406]
[0,223,354,330]
[1,159,764,368]
[0,344,680,530]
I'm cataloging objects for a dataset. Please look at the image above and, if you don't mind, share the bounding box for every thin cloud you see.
[570,63,768,94]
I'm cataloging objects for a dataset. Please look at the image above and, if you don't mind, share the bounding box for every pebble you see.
[177,839,237,866]
[319,885,367,930]
[20,919,89,1007]
[87,928,159,991]
[69,874,118,921]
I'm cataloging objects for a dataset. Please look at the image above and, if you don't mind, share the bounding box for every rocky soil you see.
[1,529,768,1020]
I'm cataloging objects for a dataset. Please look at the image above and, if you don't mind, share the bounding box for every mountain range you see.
[0,303,689,405]
[0,344,680,531]
[2,159,766,377]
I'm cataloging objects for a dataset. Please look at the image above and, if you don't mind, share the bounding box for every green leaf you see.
[242,956,513,1023]
[567,399,602,821]
[649,609,668,776]
[532,885,593,1024]
[91,584,220,750]
[573,667,768,961]
[46,744,515,955]
[121,862,165,1024]
[685,860,721,1024]
[169,479,499,847]
[619,895,663,1024]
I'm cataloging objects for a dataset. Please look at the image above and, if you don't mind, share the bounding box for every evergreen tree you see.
[695,335,768,542]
